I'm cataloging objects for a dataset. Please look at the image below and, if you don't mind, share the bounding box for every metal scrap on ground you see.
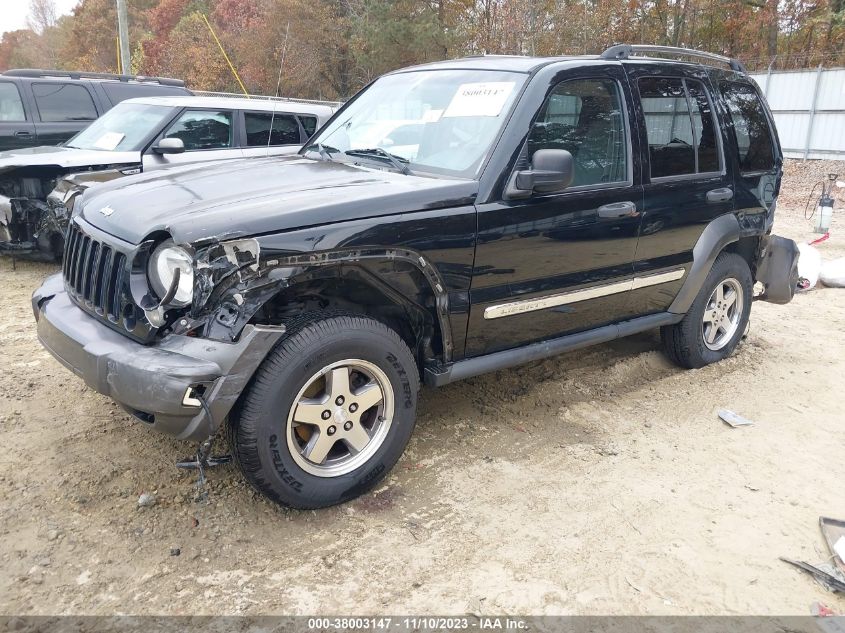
[718,409,755,427]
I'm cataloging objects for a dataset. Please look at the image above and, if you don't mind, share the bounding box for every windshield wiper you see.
[344,148,411,175]
[303,142,339,162]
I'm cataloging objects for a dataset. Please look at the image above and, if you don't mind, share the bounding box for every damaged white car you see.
[0,96,335,260]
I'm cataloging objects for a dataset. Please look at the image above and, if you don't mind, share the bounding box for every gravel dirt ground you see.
[1,161,844,616]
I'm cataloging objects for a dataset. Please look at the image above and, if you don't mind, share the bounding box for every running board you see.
[423,312,683,387]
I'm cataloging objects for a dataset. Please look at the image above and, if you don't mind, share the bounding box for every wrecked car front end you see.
[31,152,474,441]
[0,168,68,261]
[0,150,140,260]
[32,215,285,440]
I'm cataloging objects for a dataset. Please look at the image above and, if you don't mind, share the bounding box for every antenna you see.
[267,22,291,156]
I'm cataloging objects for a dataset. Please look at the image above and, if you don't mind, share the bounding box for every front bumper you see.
[33,274,284,441]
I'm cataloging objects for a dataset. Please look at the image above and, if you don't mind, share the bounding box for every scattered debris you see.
[797,243,822,290]
[718,409,754,427]
[170,547,181,557]
[820,517,845,573]
[780,557,845,593]
[624,576,643,593]
[811,602,840,617]
[137,493,156,508]
[821,258,845,288]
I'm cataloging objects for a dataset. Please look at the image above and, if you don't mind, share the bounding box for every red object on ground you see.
[811,601,839,617]
[809,232,830,246]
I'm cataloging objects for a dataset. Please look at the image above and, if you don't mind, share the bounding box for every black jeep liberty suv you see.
[32,45,799,509]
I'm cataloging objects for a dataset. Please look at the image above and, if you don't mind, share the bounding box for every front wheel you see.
[228,315,419,509]
[661,252,753,369]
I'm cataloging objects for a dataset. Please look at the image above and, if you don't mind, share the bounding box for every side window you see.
[243,112,300,146]
[527,78,628,187]
[32,82,97,122]
[164,110,233,150]
[720,82,775,173]
[298,115,317,138]
[639,77,721,178]
[0,82,25,121]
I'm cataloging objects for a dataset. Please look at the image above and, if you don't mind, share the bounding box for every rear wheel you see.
[228,315,419,509]
[661,252,753,369]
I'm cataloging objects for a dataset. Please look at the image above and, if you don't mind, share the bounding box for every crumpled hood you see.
[78,155,478,245]
[0,145,140,173]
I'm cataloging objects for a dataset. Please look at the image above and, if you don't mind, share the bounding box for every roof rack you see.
[600,44,746,73]
[1,69,186,87]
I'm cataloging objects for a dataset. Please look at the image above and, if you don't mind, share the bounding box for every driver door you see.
[466,67,644,357]
[142,108,242,171]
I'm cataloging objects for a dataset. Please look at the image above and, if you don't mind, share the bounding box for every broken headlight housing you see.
[148,240,194,307]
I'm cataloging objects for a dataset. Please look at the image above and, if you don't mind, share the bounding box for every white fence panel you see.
[750,67,845,160]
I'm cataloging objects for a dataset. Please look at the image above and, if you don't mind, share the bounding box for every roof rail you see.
[600,44,746,73]
[1,68,186,87]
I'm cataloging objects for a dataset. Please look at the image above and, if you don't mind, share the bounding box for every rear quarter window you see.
[719,82,776,172]
[32,82,98,122]
[298,115,317,137]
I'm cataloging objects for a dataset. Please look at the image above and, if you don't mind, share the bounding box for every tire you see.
[661,252,753,369]
[228,315,419,509]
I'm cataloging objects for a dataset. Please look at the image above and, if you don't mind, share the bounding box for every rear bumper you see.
[33,274,284,441]
[756,234,800,304]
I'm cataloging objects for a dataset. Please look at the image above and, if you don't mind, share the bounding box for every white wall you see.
[749,67,845,161]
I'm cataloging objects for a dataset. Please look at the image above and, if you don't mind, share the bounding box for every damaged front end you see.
[0,175,69,262]
[1,166,134,262]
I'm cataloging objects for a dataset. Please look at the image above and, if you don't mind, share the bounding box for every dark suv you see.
[32,45,799,509]
[0,69,190,151]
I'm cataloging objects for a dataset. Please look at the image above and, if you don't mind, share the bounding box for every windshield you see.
[305,69,526,178]
[65,103,174,152]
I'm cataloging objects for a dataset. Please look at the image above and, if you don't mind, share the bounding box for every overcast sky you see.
[1,0,80,37]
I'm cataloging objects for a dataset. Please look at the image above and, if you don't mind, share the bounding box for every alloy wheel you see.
[286,359,394,477]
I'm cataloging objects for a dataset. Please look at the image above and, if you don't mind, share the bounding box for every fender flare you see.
[195,246,456,363]
[668,213,740,314]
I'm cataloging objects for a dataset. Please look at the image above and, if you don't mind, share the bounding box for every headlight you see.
[148,240,194,307]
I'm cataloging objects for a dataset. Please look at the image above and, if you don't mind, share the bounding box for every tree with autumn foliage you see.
[0,0,842,99]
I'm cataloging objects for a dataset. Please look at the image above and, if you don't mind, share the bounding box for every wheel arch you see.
[668,213,741,314]
[242,250,455,368]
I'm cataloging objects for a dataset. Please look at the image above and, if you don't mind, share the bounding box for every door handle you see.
[597,201,638,219]
[706,187,733,203]
[13,131,32,137]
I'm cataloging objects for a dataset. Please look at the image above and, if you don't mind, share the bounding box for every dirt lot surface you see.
[1,161,845,616]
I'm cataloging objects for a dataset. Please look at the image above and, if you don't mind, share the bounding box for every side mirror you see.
[507,149,574,198]
[152,137,185,155]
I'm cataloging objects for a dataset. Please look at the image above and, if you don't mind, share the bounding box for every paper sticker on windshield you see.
[443,82,515,118]
[93,131,125,151]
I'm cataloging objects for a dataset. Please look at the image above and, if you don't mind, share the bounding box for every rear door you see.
[239,110,304,158]
[466,65,643,357]
[624,64,733,316]
[0,80,37,150]
[142,108,242,171]
[30,81,101,145]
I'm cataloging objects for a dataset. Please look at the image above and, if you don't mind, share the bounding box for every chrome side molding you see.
[483,268,686,319]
